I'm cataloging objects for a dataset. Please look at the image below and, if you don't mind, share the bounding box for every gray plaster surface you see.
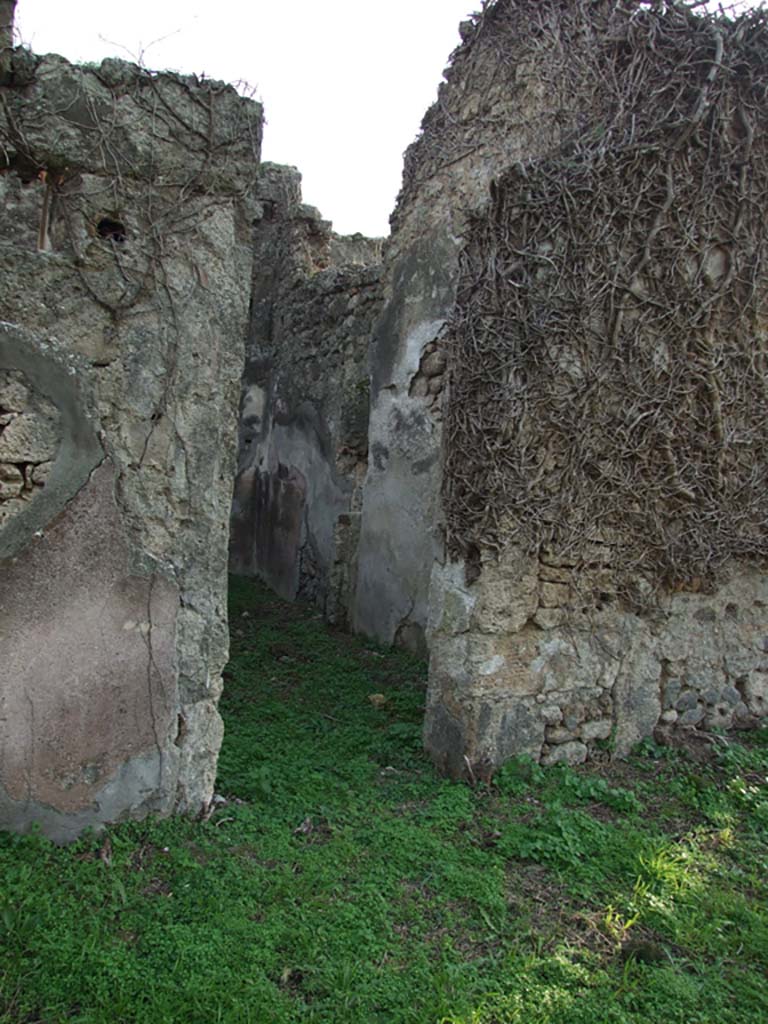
[0,461,179,840]
[0,48,259,836]
[0,325,103,560]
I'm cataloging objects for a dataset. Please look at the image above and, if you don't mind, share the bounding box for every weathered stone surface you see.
[533,607,565,629]
[416,3,768,776]
[422,700,468,780]
[541,742,588,767]
[541,705,563,726]
[0,364,63,527]
[31,461,53,485]
[539,581,570,608]
[0,370,30,411]
[744,671,768,716]
[580,719,613,743]
[471,547,539,635]
[350,0,591,651]
[0,51,260,839]
[721,685,742,706]
[495,701,547,763]
[0,463,22,499]
[614,630,663,761]
[0,463,179,839]
[679,707,706,728]
[1,54,262,194]
[663,678,682,709]
[546,726,574,745]
[0,496,26,525]
[0,410,59,462]
[361,3,634,753]
[421,351,447,378]
[676,691,699,713]
[353,255,452,645]
[230,164,381,628]
[4,0,766,805]
[427,561,476,638]
[427,554,768,770]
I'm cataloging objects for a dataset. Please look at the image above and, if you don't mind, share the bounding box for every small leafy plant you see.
[0,577,766,1024]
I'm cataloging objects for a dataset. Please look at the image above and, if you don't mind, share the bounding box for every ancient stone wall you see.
[422,0,768,775]
[427,550,768,776]
[0,369,60,523]
[351,0,631,652]
[230,164,381,625]
[10,2,761,822]
[225,0,767,778]
[0,51,261,839]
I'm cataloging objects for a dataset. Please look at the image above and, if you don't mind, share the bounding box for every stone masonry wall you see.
[352,0,625,652]
[0,369,60,525]
[427,550,768,777]
[230,164,381,626]
[226,0,767,780]
[420,0,768,775]
[0,51,261,839]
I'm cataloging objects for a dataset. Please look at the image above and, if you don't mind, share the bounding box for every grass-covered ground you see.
[2,576,767,1023]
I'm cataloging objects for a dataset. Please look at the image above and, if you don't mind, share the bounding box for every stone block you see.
[613,627,662,755]
[496,701,547,763]
[0,463,23,500]
[421,350,447,377]
[31,461,54,486]
[704,706,733,730]
[743,671,768,716]
[541,741,588,766]
[546,725,574,745]
[539,581,570,608]
[532,631,621,695]
[533,606,564,629]
[538,565,573,584]
[472,547,539,634]
[678,706,705,727]
[466,631,543,696]
[562,703,586,731]
[0,412,60,463]
[0,371,30,412]
[663,678,681,709]
[541,704,562,726]
[676,690,699,712]
[0,496,27,526]
[410,376,429,398]
[580,718,612,742]
[423,701,468,780]
[733,701,753,723]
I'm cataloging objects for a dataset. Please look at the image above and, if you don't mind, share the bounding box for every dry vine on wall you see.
[1,56,260,339]
[443,0,768,604]
[1,55,261,481]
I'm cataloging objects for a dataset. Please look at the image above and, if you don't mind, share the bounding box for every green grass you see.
[1,576,767,1023]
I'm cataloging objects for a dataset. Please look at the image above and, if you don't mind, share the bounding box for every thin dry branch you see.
[442,0,768,606]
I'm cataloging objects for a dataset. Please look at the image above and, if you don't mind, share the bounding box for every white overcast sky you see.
[15,0,476,237]
[14,0,763,237]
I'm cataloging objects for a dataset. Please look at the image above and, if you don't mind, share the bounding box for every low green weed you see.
[0,578,766,1023]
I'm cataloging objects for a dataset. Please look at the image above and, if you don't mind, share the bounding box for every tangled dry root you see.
[443,0,768,603]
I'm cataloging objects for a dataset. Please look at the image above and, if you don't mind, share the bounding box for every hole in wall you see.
[97,217,127,243]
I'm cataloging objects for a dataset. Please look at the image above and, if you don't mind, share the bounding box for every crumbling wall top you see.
[2,51,262,194]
